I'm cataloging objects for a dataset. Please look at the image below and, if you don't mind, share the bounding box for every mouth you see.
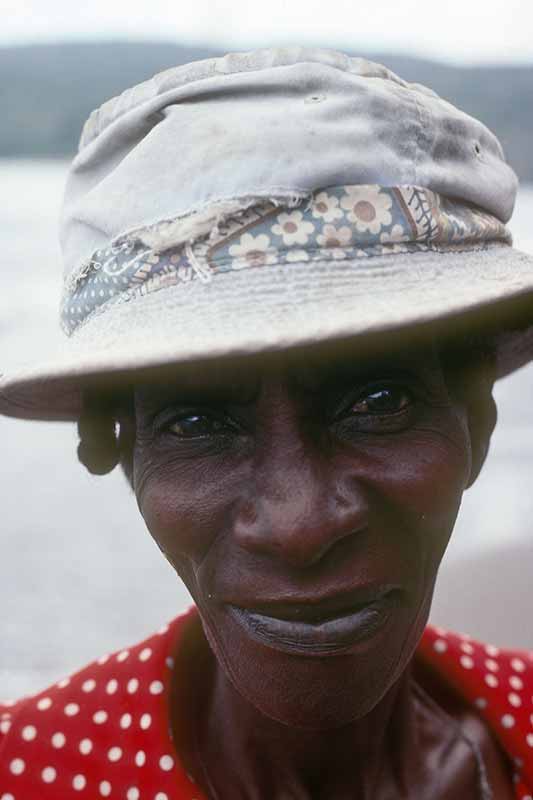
[226,589,398,657]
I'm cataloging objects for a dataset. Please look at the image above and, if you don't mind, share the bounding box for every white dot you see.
[0,719,11,734]
[150,680,164,695]
[57,678,70,688]
[106,679,118,695]
[139,647,152,662]
[93,710,108,724]
[485,673,499,688]
[166,657,174,669]
[52,731,66,748]
[460,655,474,669]
[127,789,140,800]
[526,733,533,747]
[1,794,15,800]
[158,623,169,634]
[509,693,522,707]
[82,678,96,693]
[510,676,524,690]
[485,659,499,672]
[42,766,57,783]
[10,758,25,775]
[97,654,110,665]
[79,737,93,754]
[65,702,80,716]
[155,794,168,800]
[99,781,112,797]
[120,712,132,729]
[21,724,37,741]
[485,644,499,656]
[159,754,174,771]
[460,642,474,654]
[73,774,87,790]
[108,746,122,762]
[433,639,447,653]
[512,658,526,673]
[140,713,152,730]
[117,650,130,662]
[135,750,146,766]
[127,678,139,694]
[475,697,488,709]
[502,714,515,728]
[37,697,52,710]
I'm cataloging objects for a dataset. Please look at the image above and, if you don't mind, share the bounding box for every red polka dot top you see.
[1,609,532,799]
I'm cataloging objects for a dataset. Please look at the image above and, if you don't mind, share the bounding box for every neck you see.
[201,663,418,799]
[170,612,421,799]
[169,611,421,800]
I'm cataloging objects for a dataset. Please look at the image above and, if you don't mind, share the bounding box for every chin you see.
[200,599,419,730]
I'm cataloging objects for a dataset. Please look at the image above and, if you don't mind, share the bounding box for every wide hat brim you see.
[1,244,533,421]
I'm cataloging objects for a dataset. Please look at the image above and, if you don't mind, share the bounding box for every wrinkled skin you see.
[125,339,513,798]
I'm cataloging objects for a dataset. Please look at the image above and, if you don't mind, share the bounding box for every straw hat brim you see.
[1,244,533,421]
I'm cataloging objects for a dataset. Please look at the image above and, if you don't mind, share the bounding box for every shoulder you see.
[419,625,533,695]
[0,608,199,798]
[418,625,533,793]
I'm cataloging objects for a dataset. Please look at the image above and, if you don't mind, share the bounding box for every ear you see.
[464,369,497,489]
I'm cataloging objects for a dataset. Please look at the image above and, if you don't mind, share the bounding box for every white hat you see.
[1,47,532,420]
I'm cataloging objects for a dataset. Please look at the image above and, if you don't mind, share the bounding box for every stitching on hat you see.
[63,241,505,339]
[185,243,213,284]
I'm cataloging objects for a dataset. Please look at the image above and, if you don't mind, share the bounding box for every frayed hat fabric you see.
[1,47,533,420]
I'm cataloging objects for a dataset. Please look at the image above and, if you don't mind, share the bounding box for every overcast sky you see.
[1,0,532,64]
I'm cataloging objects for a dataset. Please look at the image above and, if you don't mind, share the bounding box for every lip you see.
[227,589,398,657]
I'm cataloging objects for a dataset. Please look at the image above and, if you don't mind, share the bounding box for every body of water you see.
[1,160,533,699]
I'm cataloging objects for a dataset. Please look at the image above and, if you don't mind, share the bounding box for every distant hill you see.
[1,42,532,181]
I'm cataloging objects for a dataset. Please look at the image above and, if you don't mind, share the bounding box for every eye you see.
[331,383,415,438]
[350,385,412,416]
[168,413,232,439]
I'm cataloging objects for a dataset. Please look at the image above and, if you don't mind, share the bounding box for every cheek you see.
[384,431,470,518]
[134,455,244,577]
[369,423,472,594]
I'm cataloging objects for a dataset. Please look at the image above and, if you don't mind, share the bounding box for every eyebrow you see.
[135,372,261,410]
[134,340,441,411]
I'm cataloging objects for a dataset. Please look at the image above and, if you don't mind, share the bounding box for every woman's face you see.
[132,342,484,729]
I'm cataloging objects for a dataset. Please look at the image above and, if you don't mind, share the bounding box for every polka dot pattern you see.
[1,610,532,798]
[420,625,533,797]
[0,611,199,798]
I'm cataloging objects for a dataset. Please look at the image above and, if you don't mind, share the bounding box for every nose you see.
[233,447,369,569]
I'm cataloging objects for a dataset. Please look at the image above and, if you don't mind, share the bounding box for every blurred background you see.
[1,0,532,700]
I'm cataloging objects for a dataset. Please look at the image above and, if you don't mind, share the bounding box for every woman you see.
[1,47,533,799]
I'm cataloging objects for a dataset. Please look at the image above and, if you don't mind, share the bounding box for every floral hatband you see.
[61,185,511,335]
